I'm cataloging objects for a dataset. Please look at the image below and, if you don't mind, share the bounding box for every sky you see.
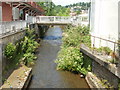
[52,0,90,6]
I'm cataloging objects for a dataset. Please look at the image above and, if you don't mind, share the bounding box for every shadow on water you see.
[28,26,90,88]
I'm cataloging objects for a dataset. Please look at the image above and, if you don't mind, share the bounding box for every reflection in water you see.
[29,26,90,88]
[43,26,62,46]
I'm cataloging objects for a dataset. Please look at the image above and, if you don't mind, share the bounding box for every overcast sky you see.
[52,0,90,6]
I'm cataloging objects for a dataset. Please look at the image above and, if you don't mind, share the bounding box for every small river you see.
[29,26,90,88]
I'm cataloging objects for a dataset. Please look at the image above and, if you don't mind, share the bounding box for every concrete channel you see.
[28,26,90,88]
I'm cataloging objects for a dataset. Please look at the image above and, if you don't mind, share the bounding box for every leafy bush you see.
[63,30,81,47]
[55,25,91,75]
[102,47,112,55]
[81,53,92,75]
[4,43,16,60]
[55,47,83,73]
[25,28,35,39]
[4,28,39,68]
[80,35,91,47]
[22,53,37,67]
[20,29,39,66]
[97,46,112,55]
[62,25,91,47]
[21,36,39,53]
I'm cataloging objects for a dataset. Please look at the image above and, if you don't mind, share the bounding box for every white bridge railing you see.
[0,16,89,36]
[35,16,87,24]
[36,16,72,23]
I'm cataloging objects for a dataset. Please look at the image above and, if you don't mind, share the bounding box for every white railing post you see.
[54,16,56,22]
[39,16,41,22]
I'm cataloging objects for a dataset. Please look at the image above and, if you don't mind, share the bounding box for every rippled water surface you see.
[29,26,90,88]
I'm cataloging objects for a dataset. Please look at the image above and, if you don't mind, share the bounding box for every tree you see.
[37,2,70,16]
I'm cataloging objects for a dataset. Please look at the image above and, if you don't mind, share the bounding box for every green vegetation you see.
[55,25,91,75]
[66,2,91,10]
[4,28,39,70]
[4,43,16,60]
[37,2,91,16]
[3,28,39,83]
[81,53,92,75]
[118,80,120,90]
[98,79,113,88]
[37,2,70,16]
[96,46,112,55]
[22,53,37,67]
[56,47,83,73]
[62,25,91,47]
[66,2,91,14]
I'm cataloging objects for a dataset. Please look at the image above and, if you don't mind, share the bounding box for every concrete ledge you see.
[86,72,107,90]
[80,44,120,79]
[1,65,32,89]
[0,29,25,39]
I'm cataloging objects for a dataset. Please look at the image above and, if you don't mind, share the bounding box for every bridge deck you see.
[36,22,72,25]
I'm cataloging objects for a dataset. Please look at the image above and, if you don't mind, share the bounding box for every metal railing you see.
[0,20,27,36]
[90,34,120,58]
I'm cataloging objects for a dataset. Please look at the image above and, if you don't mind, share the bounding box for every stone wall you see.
[1,30,26,70]
[0,30,26,86]
[92,61,119,88]
[80,44,120,88]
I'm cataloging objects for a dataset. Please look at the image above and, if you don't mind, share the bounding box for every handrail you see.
[89,34,120,56]
[90,35,119,44]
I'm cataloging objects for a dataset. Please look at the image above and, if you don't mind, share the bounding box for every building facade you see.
[0,2,44,22]
[90,0,119,54]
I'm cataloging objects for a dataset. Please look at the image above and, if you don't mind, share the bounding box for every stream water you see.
[28,26,90,88]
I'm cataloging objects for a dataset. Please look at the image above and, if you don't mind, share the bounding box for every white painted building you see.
[90,0,119,53]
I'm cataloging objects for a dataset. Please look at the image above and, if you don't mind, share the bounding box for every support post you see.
[54,16,56,22]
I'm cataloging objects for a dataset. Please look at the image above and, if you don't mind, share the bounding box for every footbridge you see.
[0,15,89,35]
[28,16,89,25]
[36,16,79,25]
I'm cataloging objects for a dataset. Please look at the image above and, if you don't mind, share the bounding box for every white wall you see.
[90,0,119,51]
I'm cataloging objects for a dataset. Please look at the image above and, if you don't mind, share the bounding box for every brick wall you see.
[2,2,12,21]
